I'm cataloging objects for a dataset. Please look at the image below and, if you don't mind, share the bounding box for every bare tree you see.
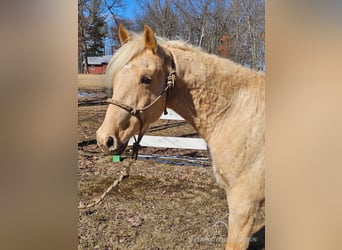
[103,0,125,25]
[206,0,230,54]
[174,0,231,55]
[102,0,127,53]
[135,0,178,39]
[227,0,265,70]
[175,0,212,47]
[174,0,265,69]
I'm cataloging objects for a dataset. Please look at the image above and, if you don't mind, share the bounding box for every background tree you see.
[135,0,178,39]
[175,0,212,47]
[227,0,265,70]
[78,0,265,72]
[86,0,108,57]
[102,0,127,53]
[78,0,89,73]
[172,0,231,56]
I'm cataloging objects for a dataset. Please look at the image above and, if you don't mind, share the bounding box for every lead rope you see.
[131,113,144,160]
[78,159,134,209]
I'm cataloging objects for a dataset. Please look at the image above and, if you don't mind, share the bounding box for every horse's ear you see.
[143,25,157,53]
[118,24,130,45]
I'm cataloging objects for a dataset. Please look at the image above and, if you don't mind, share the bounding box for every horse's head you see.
[96,25,175,155]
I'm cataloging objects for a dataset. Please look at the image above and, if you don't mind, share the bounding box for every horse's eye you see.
[140,75,152,84]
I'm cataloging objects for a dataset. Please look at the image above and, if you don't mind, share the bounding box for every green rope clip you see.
[112,155,121,162]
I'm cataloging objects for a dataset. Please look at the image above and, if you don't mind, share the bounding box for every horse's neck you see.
[166,46,264,142]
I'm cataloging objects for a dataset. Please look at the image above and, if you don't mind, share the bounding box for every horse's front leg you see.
[224,170,264,250]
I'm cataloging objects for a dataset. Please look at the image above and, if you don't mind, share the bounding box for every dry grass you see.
[78,74,106,89]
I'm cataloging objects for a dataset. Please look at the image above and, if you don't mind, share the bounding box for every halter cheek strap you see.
[106,69,176,160]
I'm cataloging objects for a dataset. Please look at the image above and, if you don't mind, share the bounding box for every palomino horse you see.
[96,25,265,250]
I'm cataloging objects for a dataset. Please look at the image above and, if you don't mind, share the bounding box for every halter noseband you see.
[106,69,176,160]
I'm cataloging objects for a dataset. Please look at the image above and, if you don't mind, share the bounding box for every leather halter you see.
[106,65,176,160]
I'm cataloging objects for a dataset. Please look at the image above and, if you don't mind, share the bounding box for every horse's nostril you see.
[106,136,114,148]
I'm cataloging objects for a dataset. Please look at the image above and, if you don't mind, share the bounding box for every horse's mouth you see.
[108,140,129,155]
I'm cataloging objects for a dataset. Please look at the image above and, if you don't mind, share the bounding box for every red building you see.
[85,55,112,74]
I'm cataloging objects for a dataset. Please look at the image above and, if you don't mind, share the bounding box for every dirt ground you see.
[78,77,265,249]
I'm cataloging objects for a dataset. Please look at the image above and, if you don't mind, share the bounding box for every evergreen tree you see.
[86,0,108,57]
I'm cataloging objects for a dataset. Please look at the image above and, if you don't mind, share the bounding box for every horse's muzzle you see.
[96,134,128,155]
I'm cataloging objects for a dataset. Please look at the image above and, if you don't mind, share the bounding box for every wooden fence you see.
[128,109,207,150]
